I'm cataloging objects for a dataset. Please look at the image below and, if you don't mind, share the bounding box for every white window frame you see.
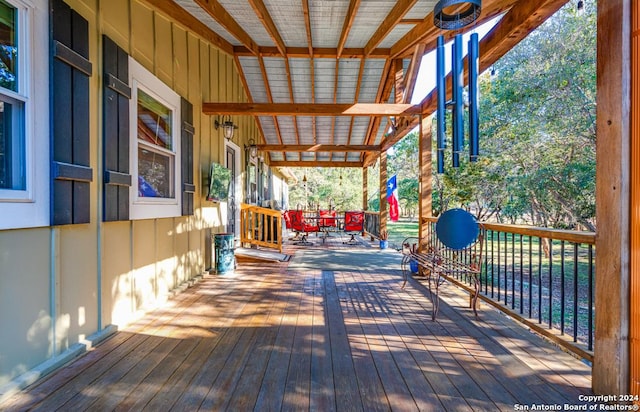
[0,0,49,230]
[129,57,181,220]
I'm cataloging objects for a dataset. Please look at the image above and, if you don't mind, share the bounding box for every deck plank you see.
[0,240,593,412]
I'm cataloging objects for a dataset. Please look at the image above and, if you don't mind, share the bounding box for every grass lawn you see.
[387,219,419,248]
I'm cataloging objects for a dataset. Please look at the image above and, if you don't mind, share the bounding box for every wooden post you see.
[363,166,368,211]
[419,114,432,246]
[594,0,631,395]
[630,0,640,398]
[379,151,387,236]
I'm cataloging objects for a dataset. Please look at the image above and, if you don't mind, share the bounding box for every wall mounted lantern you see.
[214,115,237,141]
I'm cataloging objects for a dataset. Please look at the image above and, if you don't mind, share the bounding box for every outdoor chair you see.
[289,210,319,246]
[318,209,338,242]
[401,208,485,320]
[342,211,365,245]
[283,210,300,240]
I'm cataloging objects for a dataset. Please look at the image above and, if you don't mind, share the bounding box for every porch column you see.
[363,167,368,211]
[594,0,630,395]
[419,114,432,244]
[379,151,387,235]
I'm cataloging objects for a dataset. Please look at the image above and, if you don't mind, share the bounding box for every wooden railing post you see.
[379,151,387,236]
[419,114,432,249]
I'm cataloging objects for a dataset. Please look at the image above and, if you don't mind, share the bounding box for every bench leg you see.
[428,273,442,321]
[470,274,480,316]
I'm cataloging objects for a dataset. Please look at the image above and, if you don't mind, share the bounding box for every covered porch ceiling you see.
[150,0,570,168]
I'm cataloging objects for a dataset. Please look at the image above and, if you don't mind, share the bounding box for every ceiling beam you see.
[193,0,260,55]
[337,0,362,58]
[269,161,364,168]
[142,0,234,55]
[258,144,380,152]
[233,46,391,58]
[202,102,422,116]
[248,0,287,56]
[364,0,418,56]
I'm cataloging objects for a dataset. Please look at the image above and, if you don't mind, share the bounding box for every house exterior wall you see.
[0,0,269,388]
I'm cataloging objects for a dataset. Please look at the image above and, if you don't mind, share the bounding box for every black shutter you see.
[50,0,93,225]
[181,98,195,216]
[102,36,131,221]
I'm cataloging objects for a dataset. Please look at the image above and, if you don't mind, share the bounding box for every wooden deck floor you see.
[1,238,593,411]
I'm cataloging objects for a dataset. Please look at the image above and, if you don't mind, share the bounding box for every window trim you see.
[128,57,181,220]
[0,0,49,229]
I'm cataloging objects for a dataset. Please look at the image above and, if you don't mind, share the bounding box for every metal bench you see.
[400,209,485,320]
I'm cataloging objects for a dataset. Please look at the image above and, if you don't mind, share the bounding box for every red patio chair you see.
[318,209,338,242]
[290,210,319,245]
[342,211,364,245]
[283,210,300,240]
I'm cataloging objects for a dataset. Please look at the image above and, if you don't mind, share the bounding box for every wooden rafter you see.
[331,59,340,161]
[394,58,404,104]
[258,56,284,146]
[248,0,287,56]
[345,57,366,161]
[284,58,301,148]
[363,57,395,152]
[301,0,318,162]
[337,0,362,59]
[403,43,426,104]
[234,55,269,148]
[257,144,380,152]
[142,0,234,55]
[193,0,260,56]
[364,0,419,57]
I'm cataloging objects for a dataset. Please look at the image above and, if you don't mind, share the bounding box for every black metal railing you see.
[364,211,381,238]
[424,217,595,360]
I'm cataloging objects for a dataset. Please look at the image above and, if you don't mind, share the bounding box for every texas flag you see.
[387,175,399,222]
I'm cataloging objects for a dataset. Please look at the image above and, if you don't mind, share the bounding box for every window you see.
[0,0,48,229]
[129,57,181,219]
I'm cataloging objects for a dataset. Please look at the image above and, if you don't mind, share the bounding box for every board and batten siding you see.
[0,0,258,389]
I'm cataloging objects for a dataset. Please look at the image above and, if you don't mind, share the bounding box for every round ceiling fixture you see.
[434,0,482,30]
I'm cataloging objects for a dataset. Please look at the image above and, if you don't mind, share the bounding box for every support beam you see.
[363,167,368,210]
[594,0,631,396]
[257,144,380,152]
[203,102,421,116]
[268,161,363,168]
[419,115,432,244]
[233,46,391,58]
[379,151,388,237]
[632,0,640,398]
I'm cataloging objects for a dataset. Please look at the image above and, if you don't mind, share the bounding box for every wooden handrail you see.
[423,217,595,245]
[240,203,283,253]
